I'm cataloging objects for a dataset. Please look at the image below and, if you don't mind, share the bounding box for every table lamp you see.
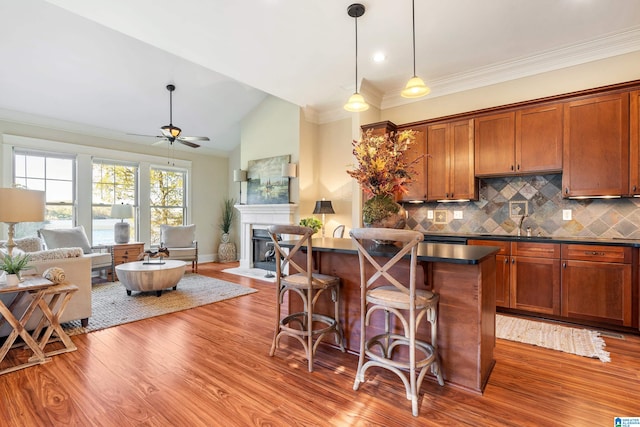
[111,203,133,244]
[313,199,335,238]
[0,188,46,256]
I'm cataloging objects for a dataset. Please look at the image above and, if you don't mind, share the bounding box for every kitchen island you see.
[287,237,499,394]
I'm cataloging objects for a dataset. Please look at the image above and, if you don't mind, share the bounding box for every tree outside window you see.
[92,160,138,245]
[150,167,186,244]
[13,150,74,237]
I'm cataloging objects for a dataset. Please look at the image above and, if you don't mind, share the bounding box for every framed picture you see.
[247,155,290,204]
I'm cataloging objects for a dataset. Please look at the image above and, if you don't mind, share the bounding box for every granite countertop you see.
[281,237,499,265]
[422,232,640,247]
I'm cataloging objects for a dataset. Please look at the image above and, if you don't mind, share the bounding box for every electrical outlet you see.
[453,210,463,219]
[563,209,572,221]
[427,210,434,219]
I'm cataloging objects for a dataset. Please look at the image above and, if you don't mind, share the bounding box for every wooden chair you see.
[350,227,444,417]
[267,224,344,372]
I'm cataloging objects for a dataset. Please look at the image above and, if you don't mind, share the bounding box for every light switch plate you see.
[563,209,572,221]
[427,210,434,219]
[453,210,463,219]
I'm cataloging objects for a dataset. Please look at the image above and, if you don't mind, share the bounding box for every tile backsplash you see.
[404,174,640,239]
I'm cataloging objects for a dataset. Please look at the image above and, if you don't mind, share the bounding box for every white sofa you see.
[0,243,92,336]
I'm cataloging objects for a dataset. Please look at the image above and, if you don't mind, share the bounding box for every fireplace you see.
[235,203,298,269]
[252,229,278,272]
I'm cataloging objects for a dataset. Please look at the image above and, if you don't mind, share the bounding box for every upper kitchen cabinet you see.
[562,92,630,198]
[361,120,397,137]
[398,124,427,201]
[474,112,515,176]
[427,119,477,201]
[475,105,563,177]
[629,90,640,196]
[515,103,563,174]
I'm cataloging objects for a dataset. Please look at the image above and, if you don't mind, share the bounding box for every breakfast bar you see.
[288,237,499,394]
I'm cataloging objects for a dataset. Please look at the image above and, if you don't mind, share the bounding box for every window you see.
[150,167,187,244]
[92,160,138,245]
[13,149,75,237]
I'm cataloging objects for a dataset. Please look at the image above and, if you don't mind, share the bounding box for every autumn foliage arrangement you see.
[347,129,422,225]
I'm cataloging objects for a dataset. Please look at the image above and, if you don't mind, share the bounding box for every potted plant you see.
[346,128,421,228]
[299,217,322,234]
[218,198,237,262]
[0,252,33,286]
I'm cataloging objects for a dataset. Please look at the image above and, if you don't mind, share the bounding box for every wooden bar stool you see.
[268,224,345,372]
[350,228,444,417]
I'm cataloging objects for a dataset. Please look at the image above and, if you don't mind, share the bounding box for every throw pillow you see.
[161,224,196,248]
[38,226,93,254]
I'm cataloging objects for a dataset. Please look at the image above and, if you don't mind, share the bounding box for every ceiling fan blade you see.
[179,136,210,142]
[177,139,201,148]
[152,138,169,146]
[128,133,162,138]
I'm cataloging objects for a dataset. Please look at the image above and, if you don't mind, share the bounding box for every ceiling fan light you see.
[401,76,430,98]
[161,125,182,138]
[344,92,369,112]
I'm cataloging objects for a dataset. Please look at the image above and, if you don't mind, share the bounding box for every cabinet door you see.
[516,103,563,174]
[562,92,630,198]
[427,123,448,201]
[561,260,632,326]
[468,239,510,307]
[630,90,640,195]
[449,119,477,200]
[474,112,515,176]
[510,256,561,315]
[399,124,427,201]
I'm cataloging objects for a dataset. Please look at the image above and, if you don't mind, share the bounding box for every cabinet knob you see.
[563,262,566,268]
[634,185,637,192]
[504,258,509,264]
[517,164,520,171]
[511,165,514,171]
[511,258,515,264]
[565,187,569,194]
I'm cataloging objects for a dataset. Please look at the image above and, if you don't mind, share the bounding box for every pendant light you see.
[401,0,430,98]
[344,3,369,112]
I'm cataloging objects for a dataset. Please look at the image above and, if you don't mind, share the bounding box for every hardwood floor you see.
[1,261,640,426]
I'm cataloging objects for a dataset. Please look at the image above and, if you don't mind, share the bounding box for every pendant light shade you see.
[401,0,430,99]
[344,3,369,112]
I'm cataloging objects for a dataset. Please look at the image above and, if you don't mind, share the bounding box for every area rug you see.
[496,314,611,362]
[62,274,257,335]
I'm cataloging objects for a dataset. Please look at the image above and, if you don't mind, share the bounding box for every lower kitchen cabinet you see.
[510,241,561,315]
[561,244,632,327]
[468,239,510,307]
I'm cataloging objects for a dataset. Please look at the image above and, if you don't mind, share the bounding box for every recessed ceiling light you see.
[373,52,386,63]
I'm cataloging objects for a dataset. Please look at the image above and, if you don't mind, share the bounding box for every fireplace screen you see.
[252,229,279,272]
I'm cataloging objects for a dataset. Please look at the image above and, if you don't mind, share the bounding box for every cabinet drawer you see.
[561,244,631,263]
[467,239,509,255]
[511,241,560,258]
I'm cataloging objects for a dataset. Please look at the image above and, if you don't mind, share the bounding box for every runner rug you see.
[496,314,611,362]
[62,274,257,335]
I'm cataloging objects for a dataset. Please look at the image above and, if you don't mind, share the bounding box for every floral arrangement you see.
[346,128,420,198]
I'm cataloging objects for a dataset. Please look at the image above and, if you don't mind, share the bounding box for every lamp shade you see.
[233,169,248,182]
[111,203,133,219]
[313,200,335,215]
[0,188,45,223]
[281,163,297,178]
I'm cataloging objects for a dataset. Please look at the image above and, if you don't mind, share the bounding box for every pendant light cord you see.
[169,89,173,125]
[355,15,359,92]
[411,0,416,77]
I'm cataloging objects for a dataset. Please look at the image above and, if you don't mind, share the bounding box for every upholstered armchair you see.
[38,226,113,277]
[159,224,198,273]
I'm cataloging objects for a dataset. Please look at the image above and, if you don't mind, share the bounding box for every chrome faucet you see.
[517,214,528,237]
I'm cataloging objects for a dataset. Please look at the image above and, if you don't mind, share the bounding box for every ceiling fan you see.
[134,84,209,148]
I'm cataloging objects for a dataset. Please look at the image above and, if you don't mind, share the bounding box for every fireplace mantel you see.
[235,204,298,268]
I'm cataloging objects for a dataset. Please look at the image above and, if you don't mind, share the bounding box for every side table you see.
[108,242,145,281]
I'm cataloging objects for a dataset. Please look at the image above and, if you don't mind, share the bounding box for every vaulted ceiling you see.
[1,0,639,155]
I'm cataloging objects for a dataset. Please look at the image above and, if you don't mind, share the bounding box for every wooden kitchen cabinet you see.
[562,92,630,198]
[398,124,427,201]
[474,112,515,176]
[515,103,563,174]
[561,244,632,327]
[629,90,640,195]
[510,241,561,315]
[468,239,510,307]
[427,119,477,201]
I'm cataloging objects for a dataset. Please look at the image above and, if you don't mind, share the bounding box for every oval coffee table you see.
[115,260,187,297]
